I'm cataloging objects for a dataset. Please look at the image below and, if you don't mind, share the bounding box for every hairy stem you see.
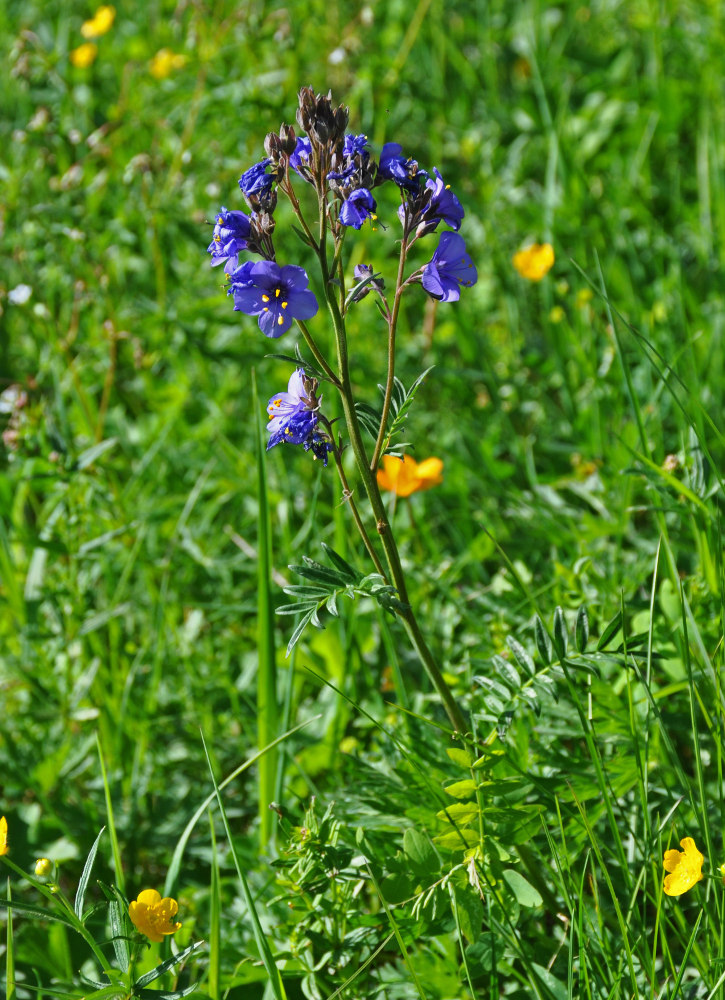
[370,234,409,470]
[317,226,467,734]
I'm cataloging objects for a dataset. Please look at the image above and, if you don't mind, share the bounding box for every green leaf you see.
[552,606,568,658]
[446,748,474,768]
[466,932,495,975]
[380,871,411,903]
[597,609,623,650]
[288,560,349,587]
[534,615,552,664]
[502,869,543,908]
[321,543,360,583]
[492,654,520,688]
[436,803,479,825]
[506,635,536,676]
[286,608,317,656]
[444,779,478,799]
[531,962,569,1000]
[75,826,105,919]
[276,601,318,615]
[433,829,479,850]
[0,898,76,927]
[264,343,325,382]
[108,898,130,974]
[403,828,438,876]
[575,605,590,652]
[75,437,117,471]
[355,400,382,441]
[134,940,205,987]
[380,367,435,455]
[453,883,483,943]
[474,675,512,701]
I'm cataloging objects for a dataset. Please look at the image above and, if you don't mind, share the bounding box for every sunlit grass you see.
[2,0,725,996]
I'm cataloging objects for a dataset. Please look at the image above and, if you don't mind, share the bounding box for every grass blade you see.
[253,369,278,846]
[201,732,287,1000]
[74,826,105,919]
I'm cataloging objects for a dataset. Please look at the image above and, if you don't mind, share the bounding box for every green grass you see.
[2,0,725,997]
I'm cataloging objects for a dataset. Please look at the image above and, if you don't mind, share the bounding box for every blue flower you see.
[207,206,252,274]
[424,168,464,231]
[239,158,275,196]
[339,188,376,229]
[343,133,369,158]
[422,232,477,302]
[290,136,312,175]
[267,369,331,464]
[229,260,318,337]
[378,142,421,190]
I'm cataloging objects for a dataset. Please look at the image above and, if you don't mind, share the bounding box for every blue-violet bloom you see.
[343,133,369,158]
[339,188,376,229]
[229,260,318,337]
[267,369,331,464]
[290,137,312,174]
[421,232,477,302]
[239,158,275,196]
[425,168,464,231]
[207,206,252,273]
[378,142,421,190]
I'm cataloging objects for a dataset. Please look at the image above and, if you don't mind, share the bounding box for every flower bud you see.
[35,858,52,877]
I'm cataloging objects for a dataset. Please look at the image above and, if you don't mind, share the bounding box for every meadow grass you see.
[2,0,725,997]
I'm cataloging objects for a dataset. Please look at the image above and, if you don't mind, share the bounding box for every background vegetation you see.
[3,0,725,996]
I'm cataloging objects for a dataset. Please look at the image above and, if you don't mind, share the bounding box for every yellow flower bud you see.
[35,858,53,877]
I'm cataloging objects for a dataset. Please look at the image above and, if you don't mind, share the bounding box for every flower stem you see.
[317,231,467,734]
[320,417,389,581]
[296,320,339,386]
[370,235,409,471]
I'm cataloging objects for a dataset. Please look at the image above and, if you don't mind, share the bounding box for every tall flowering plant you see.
[207,88,478,732]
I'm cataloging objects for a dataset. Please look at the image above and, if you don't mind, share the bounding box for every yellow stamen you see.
[277,315,284,325]
[214,235,221,242]
[262,294,270,302]
[275,288,281,297]
[281,301,288,309]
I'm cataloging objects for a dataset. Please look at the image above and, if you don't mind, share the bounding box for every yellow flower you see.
[34,858,53,877]
[81,5,115,39]
[0,816,8,855]
[149,49,188,79]
[663,837,704,896]
[129,889,182,942]
[376,455,443,498]
[512,243,555,282]
[70,43,98,68]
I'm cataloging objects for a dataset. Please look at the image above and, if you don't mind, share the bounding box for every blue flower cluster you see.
[204,87,479,462]
[266,369,331,464]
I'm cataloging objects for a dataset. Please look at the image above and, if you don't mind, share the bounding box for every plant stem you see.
[321,417,389,581]
[296,320,340,386]
[317,227,467,734]
[370,234,409,471]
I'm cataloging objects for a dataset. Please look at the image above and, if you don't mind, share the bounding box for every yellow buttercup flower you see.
[129,889,182,942]
[512,242,555,282]
[81,5,115,39]
[376,455,443,498]
[149,49,188,79]
[70,43,98,68]
[663,837,704,896]
[0,816,8,855]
